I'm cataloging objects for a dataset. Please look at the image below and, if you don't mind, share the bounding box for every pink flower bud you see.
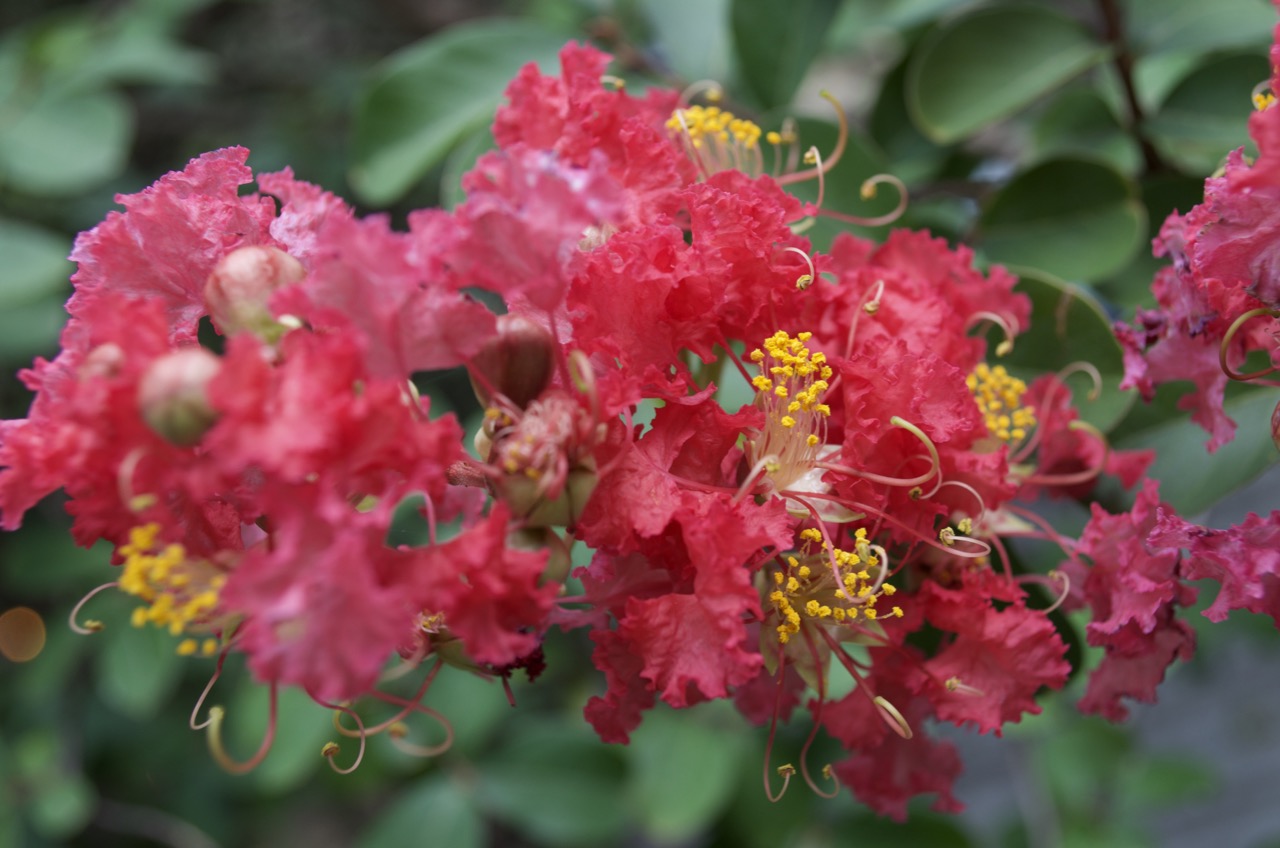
[77,343,126,380]
[203,246,305,337]
[137,348,222,446]
[470,315,554,409]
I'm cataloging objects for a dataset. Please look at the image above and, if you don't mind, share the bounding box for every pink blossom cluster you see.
[0,41,1274,818]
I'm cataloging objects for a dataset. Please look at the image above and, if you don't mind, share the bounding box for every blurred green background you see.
[3,0,1280,845]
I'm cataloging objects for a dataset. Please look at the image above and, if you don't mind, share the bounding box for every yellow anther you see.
[968,362,1035,443]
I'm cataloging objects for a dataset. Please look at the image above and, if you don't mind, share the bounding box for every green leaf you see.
[13,731,96,839]
[426,667,510,756]
[1030,88,1142,176]
[0,299,66,362]
[979,158,1146,283]
[97,620,184,720]
[440,125,498,210]
[358,775,483,848]
[638,0,732,82]
[1123,0,1275,56]
[349,19,570,206]
[476,718,628,847]
[730,0,841,110]
[0,90,131,195]
[1147,53,1267,176]
[1002,268,1134,433]
[1115,386,1280,515]
[0,218,70,309]
[906,4,1109,144]
[869,57,952,187]
[1095,173,1206,309]
[627,706,747,842]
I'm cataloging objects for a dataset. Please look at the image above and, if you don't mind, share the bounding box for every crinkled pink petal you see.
[1149,508,1280,626]
[67,148,276,343]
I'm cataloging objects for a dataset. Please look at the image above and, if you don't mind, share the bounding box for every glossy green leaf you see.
[0,91,131,195]
[980,159,1145,283]
[476,718,628,847]
[1147,53,1267,176]
[1095,173,1206,309]
[869,57,951,187]
[358,775,483,848]
[628,706,747,842]
[1030,88,1142,176]
[1124,0,1274,56]
[1002,268,1134,433]
[97,619,184,720]
[730,0,841,110]
[0,218,70,309]
[907,5,1108,143]
[1116,387,1280,516]
[349,20,570,206]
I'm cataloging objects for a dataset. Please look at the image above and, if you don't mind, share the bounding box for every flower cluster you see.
[1109,12,1280,643]
[1,37,1272,818]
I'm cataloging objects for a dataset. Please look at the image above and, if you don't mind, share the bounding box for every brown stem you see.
[1098,0,1168,174]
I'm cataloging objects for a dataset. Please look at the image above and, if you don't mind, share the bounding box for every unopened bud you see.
[507,525,572,585]
[138,348,221,446]
[78,343,126,380]
[204,246,305,338]
[470,315,554,409]
[500,466,598,528]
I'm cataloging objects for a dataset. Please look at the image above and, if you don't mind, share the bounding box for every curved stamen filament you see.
[190,644,231,730]
[817,417,941,491]
[117,449,156,512]
[679,79,725,105]
[1056,361,1103,402]
[872,695,913,740]
[818,174,909,228]
[798,629,839,799]
[387,708,455,758]
[936,480,988,527]
[783,246,817,291]
[734,454,780,504]
[777,92,847,186]
[1220,307,1280,381]
[334,660,442,739]
[966,311,1018,357]
[1017,569,1071,613]
[206,685,278,775]
[763,648,793,803]
[1003,504,1080,557]
[69,581,117,634]
[319,702,367,775]
[1021,420,1109,487]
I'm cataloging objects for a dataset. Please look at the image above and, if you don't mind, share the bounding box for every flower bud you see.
[204,246,305,338]
[78,343,125,381]
[507,525,572,585]
[470,315,554,409]
[138,348,222,446]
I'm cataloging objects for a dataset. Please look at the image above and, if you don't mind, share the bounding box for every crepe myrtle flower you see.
[4,28,1258,822]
